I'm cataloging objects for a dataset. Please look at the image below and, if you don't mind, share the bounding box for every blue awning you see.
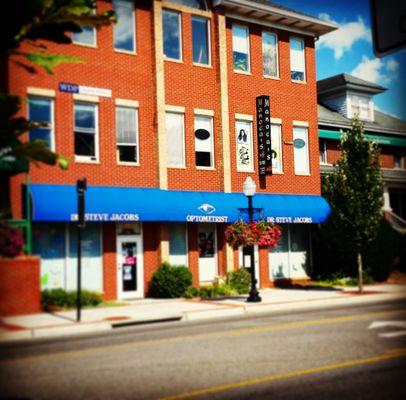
[30,184,330,224]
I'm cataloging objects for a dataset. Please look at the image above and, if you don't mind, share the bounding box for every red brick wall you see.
[326,141,341,165]
[102,223,117,300]
[9,0,157,219]
[143,222,161,295]
[226,20,321,195]
[380,150,394,169]
[187,223,200,287]
[0,256,41,316]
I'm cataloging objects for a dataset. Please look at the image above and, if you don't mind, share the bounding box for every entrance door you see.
[198,224,217,283]
[117,235,143,299]
[239,245,260,286]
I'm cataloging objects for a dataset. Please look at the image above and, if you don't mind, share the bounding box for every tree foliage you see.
[318,117,384,290]
[323,117,383,252]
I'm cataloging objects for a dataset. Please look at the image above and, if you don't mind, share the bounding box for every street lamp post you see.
[243,177,262,303]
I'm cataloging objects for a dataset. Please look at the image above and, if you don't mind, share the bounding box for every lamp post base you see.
[247,290,262,303]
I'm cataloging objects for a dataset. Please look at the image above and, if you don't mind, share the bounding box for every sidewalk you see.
[1,284,405,343]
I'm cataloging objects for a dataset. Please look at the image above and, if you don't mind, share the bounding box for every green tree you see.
[1,0,115,174]
[322,117,383,292]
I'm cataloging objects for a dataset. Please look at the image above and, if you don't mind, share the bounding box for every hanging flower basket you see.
[224,220,282,249]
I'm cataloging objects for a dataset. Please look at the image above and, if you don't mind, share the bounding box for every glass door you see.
[197,223,217,283]
[117,235,143,299]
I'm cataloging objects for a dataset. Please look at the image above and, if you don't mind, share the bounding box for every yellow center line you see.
[159,349,406,400]
[0,309,403,366]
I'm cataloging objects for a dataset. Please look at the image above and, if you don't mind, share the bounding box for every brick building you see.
[8,0,336,299]
[317,74,406,229]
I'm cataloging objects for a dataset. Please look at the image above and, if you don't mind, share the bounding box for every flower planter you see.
[0,256,41,316]
[225,221,282,249]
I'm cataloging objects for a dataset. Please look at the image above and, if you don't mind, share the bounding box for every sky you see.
[279,0,406,119]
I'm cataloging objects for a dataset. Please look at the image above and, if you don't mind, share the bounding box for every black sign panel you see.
[256,95,272,176]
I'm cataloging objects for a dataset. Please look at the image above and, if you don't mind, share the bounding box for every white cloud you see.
[351,56,399,85]
[317,14,371,59]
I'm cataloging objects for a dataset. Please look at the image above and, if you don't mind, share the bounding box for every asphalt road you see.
[0,300,405,400]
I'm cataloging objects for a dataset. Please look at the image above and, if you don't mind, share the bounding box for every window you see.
[163,9,181,60]
[72,25,96,46]
[236,120,253,171]
[167,0,207,9]
[262,32,278,78]
[169,223,188,266]
[350,95,371,120]
[293,126,309,174]
[116,106,139,164]
[192,16,210,65]
[290,37,305,82]
[165,112,185,167]
[74,102,98,161]
[394,154,403,169]
[113,0,136,53]
[271,123,282,173]
[194,114,214,167]
[319,140,328,165]
[28,97,54,150]
[232,25,250,72]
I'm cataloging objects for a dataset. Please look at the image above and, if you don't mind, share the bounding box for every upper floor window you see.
[290,37,305,82]
[192,16,210,65]
[293,125,309,174]
[167,0,207,10]
[74,102,99,162]
[232,25,250,73]
[72,25,96,46]
[28,97,54,150]
[271,123,282,173]
[319,140,328,165]
[166,111,185,167]
[113,0,136,53]
[350,94,372,120]
[262,32,278,78]
[163,9,182,60]
[116,106,139,164]
[236,119,253,171]
[194,114,214,168]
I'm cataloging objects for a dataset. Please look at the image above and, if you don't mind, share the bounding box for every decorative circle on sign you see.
[293,138,306,149]
[195,129,210,140]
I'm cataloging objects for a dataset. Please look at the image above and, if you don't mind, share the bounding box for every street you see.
[1,300,405,400]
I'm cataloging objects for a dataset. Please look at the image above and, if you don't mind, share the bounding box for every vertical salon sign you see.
[256,95,272,176]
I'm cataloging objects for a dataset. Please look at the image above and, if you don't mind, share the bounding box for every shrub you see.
[41,288,103,310]
[149,262,192,298]
[184,286,200,299]
[228,268,251,294]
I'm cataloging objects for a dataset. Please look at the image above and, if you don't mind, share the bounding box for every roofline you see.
[318,120,406,136]
[213,0,338,36]
[318,84,386,97]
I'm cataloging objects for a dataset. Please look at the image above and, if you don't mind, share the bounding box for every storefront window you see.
[169,223,188,266]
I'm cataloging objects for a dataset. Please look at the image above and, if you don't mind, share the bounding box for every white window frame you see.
[28,96,55,152]
[290,36,306,83]
[262,31,279,79]
[194,112,214,169]
[271,122,283,173]
[163,9,183,62]
[116,105,140,166]
[319,140,329,165]
[293,124,310,175]
[349,93,373,121]
[74,102,99,163]
[165,110,185,168]
[72,8,97,48]
[113,0,136,54]
[232,24,250,74]
[235,118,254,172]
[192,16,211,67]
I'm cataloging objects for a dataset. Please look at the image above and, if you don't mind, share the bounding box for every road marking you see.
[0,309,402,366]
[369,320,406,338]
[159,349,406,400]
